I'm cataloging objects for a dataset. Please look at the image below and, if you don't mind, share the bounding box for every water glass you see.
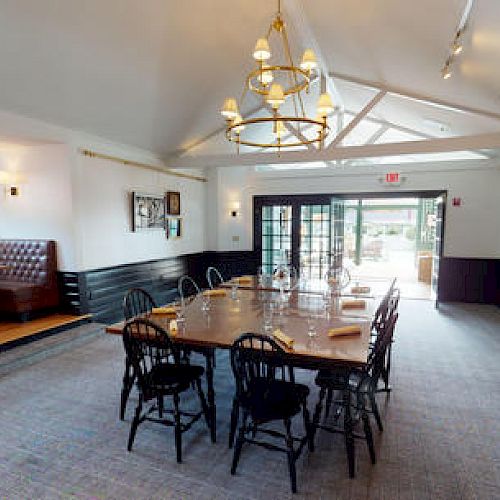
[307,314,317,337]
[201,295,211,312]
[176,303,186,324]
[231,283,238,300]
[263,304,273,333]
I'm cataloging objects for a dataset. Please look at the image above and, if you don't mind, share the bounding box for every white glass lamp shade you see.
[267,83,285,109]
[221,98,239,120]
[316,92,334,117]
[232,114,245,134]
[300,49,317,71]
[257,64,274,85]
[253,38,271,61]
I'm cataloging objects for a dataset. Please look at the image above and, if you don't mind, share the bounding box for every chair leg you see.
[302,400,313,452]
[284,418,297,494]
[343,389,355,478]
[228,396,239,449]
[384,343,393,391]
[158,396,164,418]
[311,386,327,451]
[359,394,376,464]
[173,392,182,463]
[324,388,334,422]
[231,411,248,475]
[195,378,211,430]
[127,394,142,452]
[120,358,134,421]
[369,391,384,432]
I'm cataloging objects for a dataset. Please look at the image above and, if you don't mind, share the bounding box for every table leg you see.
[205,348,216,443]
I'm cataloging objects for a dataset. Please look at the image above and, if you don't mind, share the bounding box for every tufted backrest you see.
[0,240,57,286]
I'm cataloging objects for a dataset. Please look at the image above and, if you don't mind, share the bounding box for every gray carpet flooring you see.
[0,301,499,499]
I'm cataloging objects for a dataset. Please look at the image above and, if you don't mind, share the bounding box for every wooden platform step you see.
[0,314,93,349]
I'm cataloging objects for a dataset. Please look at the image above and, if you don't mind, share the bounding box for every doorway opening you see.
[343,197,439,299]
[254,192,445,301]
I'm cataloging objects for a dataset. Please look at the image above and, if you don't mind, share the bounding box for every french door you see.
[255,196,345,279]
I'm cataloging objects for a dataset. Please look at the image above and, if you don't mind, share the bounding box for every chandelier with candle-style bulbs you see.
[220,0,334,153]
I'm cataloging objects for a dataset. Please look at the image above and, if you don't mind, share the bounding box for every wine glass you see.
[201,295,211,312]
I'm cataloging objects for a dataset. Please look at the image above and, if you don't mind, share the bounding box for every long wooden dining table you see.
[106,285,376,452]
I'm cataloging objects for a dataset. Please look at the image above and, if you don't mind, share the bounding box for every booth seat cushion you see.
[0,281,51,314]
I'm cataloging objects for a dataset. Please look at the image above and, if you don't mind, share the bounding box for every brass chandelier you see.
[220,0,334,153]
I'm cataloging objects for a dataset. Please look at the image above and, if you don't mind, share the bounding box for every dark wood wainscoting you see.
[59,251,259,324]
[60,253,498,324]
[438,257,500,305]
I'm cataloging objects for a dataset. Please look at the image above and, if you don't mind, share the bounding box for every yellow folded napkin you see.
[203,289,227,297]
[169,319,178,336]
[328,325,361,338]
[342,299,366,310]
[327,277,338,286]
[351,286,371,294]
[236,276,253,284]
[272,328,294,349]
[151,306,177,316]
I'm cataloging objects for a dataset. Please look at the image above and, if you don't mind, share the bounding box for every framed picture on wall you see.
[131,192,166,231]
[165,191,181,215]
[167,218,182,239]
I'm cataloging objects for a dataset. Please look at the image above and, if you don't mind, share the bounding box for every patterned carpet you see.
[0,301,499,499]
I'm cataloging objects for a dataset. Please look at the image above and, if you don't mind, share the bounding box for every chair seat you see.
[241,377,309,423]
[145,363,204,397]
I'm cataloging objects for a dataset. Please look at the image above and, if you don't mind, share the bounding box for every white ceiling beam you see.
[365,125,389,145]
[346,110,433,139]
[328,91,387,148]
[330,71,500,122]
[169,132,500,169]
[283,0,343,109]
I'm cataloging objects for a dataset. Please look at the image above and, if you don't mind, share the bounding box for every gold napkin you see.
[272,328,294,349]
[151,306,177,316]
[351,286,371,294]
[328,325,361,337]
[327,277,338,286]
[342,299,366,310]
[236,276,253,284]
[203,289,227,297]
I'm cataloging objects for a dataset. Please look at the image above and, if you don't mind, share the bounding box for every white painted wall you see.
[210,162,500,259]
[0,144,77,269]
[72,153,206,270]
[0,111,208,271]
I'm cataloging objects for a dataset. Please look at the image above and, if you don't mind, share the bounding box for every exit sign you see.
[385,172,401,184]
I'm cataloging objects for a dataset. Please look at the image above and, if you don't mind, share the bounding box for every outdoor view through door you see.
[255,194,443,300]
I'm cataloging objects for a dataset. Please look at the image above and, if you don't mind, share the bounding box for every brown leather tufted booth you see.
[0,239,59,320]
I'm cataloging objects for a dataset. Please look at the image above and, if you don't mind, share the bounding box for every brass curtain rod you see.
[79,148,207,183]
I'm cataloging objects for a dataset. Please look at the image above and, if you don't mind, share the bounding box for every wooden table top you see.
[106,289,375,367]
[0,264,7,271]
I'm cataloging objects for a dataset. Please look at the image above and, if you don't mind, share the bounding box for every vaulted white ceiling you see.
[0,0,499,158]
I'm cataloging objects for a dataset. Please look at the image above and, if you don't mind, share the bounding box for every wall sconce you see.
[0,171,22,197]
[230,201,241,218]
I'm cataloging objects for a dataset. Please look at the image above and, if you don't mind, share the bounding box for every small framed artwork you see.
[165,191,181,215]
[131,192,165,231]
[167,218,182,239]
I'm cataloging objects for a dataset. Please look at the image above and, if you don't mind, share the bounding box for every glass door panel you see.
[299,204,331,280]
[261,205,292,274]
